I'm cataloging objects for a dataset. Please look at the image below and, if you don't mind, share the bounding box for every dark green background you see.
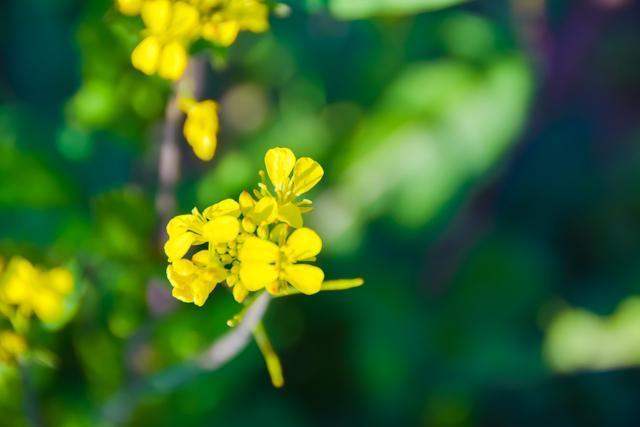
[2,0,640,425]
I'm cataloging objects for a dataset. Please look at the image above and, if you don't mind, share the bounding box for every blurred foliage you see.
[1,0,640,426]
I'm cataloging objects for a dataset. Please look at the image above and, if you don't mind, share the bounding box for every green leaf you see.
[327,0,467,19]
[0,143,73,208]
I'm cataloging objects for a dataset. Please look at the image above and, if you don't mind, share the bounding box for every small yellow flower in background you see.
[200,0,269,46]
[116,0,144,16]
[0,330,27,364]
[131,0,199,80]
[179,98,219,161]
[120,0,269,80]
[0,257,74,324]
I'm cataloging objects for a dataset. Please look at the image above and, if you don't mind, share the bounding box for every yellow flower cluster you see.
[0,330,26,364]
[164,147,326,305]
[118,0,269,80]
[0,257,74,325]
[0,257,74,365]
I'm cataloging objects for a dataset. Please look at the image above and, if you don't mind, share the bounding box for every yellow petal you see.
[265,147,295,191]
[277,202,303,228]
[164,231,195,261]
[171,285,194,304]
[191,250,210,267]
[170,259,198,278]
[46,268,73,295]
[239,191,255,213]
[33,290,65,323]
[284,264,324,295]
[238,237,279,264]
[292,157,323,196]
[202,216,239,243]
[232,283,249,303]
[239,263,278,291]
[201,20,239,46]
[285,227,322,261]
[167,214,199,237]
[236,3,269,32]
[131,36,161,75]
[183,100,218,159]
[141,0,171,33]
[116,0,143,16]
[203,198,240,219]
[190,278,216,306]
[252,196,278,224]
[170,1,200,37]
[159,41,188,80]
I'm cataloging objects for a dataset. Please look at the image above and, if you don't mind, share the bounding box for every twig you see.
[101,292,271,424]
[19,361,44,427]
[155,57,207,244]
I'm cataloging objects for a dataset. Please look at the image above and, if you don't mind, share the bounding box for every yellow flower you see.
[256,147,324,228]
[116,0,144,16]
[0,257,74,324]
[167,250,227,306]
[164,198,240,262]
[131,0,199,80]
[0,330,27,364]
[180,98,219,161]
[200,0,269,46]
[239,227,324,295]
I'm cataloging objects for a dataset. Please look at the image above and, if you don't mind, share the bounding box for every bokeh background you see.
[2,0,640,425]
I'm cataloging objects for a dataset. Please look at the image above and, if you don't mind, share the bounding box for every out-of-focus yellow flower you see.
[167,250,227,306]
[120,0,270,80]
[255,147,324,228]
[164,198,240,262]
[200,0,269,46]
[0,257,74,324]
[131,0,199,80]
[116,0,144,16]
[239,227,324,295]
[180,98,219,161]
[0,330,26,364]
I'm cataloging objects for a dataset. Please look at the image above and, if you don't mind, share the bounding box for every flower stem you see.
[252,321,284,388]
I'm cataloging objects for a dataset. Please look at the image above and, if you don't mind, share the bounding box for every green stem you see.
[273,278,364,298]
[252,322,284,388]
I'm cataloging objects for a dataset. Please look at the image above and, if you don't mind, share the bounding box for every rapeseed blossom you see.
[0,257,74,324]
[164,147,357,306]
[0,257,74,366]
[131,1,199,80]
[179,98,219,161]
[0,330,26,364]
[121,0,269,80]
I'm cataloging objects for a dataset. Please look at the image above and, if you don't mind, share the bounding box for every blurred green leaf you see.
[313,55,532,252]
[0,143,73,208]
[326,0,466,19]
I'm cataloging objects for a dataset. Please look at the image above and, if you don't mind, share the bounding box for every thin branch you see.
[101,292,271,424]
[155,57,207,244]
[19,361,44,427]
